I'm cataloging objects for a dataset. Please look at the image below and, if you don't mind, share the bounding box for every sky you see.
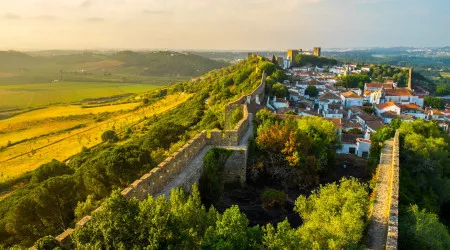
[0,0,449,51]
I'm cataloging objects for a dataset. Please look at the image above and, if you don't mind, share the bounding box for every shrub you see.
[230,107,244,129]
[261,188,287,210]
[34,235,61,250]
[101,130,119,143]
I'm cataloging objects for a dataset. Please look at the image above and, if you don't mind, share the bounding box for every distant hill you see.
[111,51,227,76]
[0,51,229,84]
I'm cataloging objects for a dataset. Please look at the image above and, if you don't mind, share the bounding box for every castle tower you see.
[408,67,413,90]
[287,49,299,63]
[314,47,321,57]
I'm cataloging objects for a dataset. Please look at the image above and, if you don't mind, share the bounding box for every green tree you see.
[30,160,74,184]
[33,176,80,232]
[294,178,369,249]
[424,96,445,109]
[202,205,262,250]
[34,235,61,250]
[271,83,288,98]
[305,85,318,98]
[399,205,450,250]
[263,219,300,250]
[74,190,140,249]
[101,130,119,143]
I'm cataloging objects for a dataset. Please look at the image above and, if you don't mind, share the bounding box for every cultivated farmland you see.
[0,93,192,181]
[0,81,169,109]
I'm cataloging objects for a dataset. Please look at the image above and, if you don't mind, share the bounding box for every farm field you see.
[0,102,140,146]
[441,72,450,78]
[0,93,192,181]
[0,81,169,109]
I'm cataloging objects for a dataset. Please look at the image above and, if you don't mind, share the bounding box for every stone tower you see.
[314,47,321,57]
[287,49,300,63]
[407,67,413,90]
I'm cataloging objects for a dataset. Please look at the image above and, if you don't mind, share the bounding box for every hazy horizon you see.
[1,0,449,51]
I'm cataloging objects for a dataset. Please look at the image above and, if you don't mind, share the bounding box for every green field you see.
[0,81,172,109]
[0,50,225,110]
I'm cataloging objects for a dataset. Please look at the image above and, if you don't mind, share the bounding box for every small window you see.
[349,147,356,154]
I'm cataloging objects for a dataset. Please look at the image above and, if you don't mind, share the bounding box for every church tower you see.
[407,67,413,90]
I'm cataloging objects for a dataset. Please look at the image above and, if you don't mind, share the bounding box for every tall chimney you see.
[408,67,413,90]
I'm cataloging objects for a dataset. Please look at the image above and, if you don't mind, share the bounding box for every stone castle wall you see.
[366,131,400,250]
[50,71,265,248]
[386,131,400,250]
[222,149,247,184]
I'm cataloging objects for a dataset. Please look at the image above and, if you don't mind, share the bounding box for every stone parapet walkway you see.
[366,138,394,250]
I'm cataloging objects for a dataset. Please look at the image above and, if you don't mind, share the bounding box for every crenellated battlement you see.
[49,70,266,249]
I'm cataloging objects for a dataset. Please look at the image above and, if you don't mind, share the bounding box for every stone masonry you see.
[49,72,266,248]
[366,131,399,250]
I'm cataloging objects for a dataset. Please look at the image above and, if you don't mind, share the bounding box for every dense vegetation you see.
[248,109,339,189]
[67,177,369,249]
[424,96,445,109]
[0,57,266,248]
[367,119,450,249]
[369,65,409,87]
[199,148,232,204]
[396,120,450,249]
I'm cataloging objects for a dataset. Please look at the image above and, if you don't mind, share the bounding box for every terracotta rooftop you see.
[364,90,372,96]
[357,112,383,122]
[341,134,362,144]
[400,103,422,110]
[385,88,414,96]
[366,120,384,131]
[341,91,363,98]
[365,83,394,89]
[429,109,444,116]
[343,119,361,129]
[318,92,340,101]
[376,102,400,110]
[381,112,413,120]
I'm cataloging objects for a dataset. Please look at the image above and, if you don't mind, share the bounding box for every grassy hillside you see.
[0,56,276,248]
[0,51,227,109]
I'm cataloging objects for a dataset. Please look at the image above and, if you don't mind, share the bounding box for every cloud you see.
[80,0,93,8]
[33,15,57,21]
[86,17,104,22]
[142,9,168,15]
[3,12,21,20]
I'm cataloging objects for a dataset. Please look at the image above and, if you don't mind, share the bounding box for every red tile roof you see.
[400,103,421,110]
[385,88,414,96]
[341,91,363,98]
[376,102,399,110]
[365,83,393,89]
[318,92,340,101]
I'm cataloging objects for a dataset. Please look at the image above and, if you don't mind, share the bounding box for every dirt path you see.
[366,138,394,250]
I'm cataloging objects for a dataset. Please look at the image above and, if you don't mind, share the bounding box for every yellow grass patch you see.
[0,93,192,181]
[0,103,140,146]
[0,103,140,125]
[441,72,450,78]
